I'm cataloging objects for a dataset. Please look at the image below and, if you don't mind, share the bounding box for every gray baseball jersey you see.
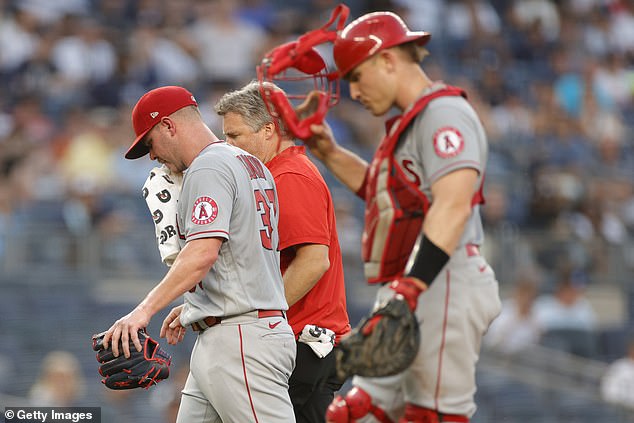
[174,141,296,423]
[397,83,487,247]
[176,141,288,326]
[353,83,501,419]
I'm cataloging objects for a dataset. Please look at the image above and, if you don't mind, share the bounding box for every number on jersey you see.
[254,188,276,249]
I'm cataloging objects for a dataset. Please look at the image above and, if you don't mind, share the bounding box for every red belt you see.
[191,309,285,332]
[465,243,480,257]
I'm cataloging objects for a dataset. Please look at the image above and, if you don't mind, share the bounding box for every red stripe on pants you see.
[239,324,260,423]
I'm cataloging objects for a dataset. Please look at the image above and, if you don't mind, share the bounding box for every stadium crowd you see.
[2,0,634,420]
[2,0,634,284]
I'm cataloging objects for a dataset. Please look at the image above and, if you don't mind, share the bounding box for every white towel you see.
[298,324,336,358]
[142,165,183,266]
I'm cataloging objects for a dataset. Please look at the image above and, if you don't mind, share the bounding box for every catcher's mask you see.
[256,4,349,140]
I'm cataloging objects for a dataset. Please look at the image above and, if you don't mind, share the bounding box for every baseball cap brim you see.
[125,130,152,159]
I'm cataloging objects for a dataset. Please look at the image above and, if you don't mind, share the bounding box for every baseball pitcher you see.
[100,86,297,423]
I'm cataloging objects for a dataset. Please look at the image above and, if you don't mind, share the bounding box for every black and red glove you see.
[91,329,171,390]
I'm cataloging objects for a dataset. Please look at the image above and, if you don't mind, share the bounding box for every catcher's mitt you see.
[335,297,420,381]
[91,329,171,390]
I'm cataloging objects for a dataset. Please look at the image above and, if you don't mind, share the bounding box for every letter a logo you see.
[191,196,218,225]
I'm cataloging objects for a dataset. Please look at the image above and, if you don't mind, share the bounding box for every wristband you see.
[406,235,449,284]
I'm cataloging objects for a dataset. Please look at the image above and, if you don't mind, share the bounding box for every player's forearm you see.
[138,239,219,316]
[283,244,330,306]
[321,145,368,193]
[138,266,205,317]
[423,201,472,255]
[423,169,480,255]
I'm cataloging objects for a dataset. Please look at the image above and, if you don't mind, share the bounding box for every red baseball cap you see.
[125,86,198,159]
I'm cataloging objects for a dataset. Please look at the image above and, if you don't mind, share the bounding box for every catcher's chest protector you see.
[362,87,466,284]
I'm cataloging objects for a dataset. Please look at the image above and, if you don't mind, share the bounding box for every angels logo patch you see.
[191,196,218,225]
[433,127,464,158]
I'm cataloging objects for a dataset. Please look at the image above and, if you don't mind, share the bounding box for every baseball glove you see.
[91,329,171,390]
[335,297,420,381]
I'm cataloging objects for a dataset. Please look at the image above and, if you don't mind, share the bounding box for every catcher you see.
[258,7,502,423]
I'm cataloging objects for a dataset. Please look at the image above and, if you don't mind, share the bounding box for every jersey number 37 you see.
[254,188,276,250]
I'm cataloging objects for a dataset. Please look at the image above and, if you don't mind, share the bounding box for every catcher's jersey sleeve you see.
[413,96,487,184]
[395,88,488,247]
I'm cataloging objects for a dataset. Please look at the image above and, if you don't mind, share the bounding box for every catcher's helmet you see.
[333,12,431,77]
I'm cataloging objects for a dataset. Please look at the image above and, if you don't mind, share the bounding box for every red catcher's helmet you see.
[333,12,431,77]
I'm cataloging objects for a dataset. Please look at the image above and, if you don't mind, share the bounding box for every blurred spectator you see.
[601,337,634,410]
[511,0,560,42]
[485,272,542,354]
[527,164,585,229]
[607,0,634,57]
[48,16,118,113]
[393,0,445,36]
[579,73,626,149]
[28,351,84,406]
[534,269,598,357]
[477,68,510,107]
[188,0,267,85]
[489,91,535,142]
[540,112,595,171]
[126,22,199,87]
[49,17,116,85]
[581,4,612,58]
[552,49,586,118]
[548,183,629,279]
[93,0,135,32]
[0,8,39,75]
[593,51,633,111]
[567,192,629,247]
[534,269,597,332]
[57,108,115,190]
[12,33,58,105]
[444,0,502,62]
[2,95,56,158]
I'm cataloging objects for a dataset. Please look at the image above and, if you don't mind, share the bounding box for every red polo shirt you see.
[266,146,351,341]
